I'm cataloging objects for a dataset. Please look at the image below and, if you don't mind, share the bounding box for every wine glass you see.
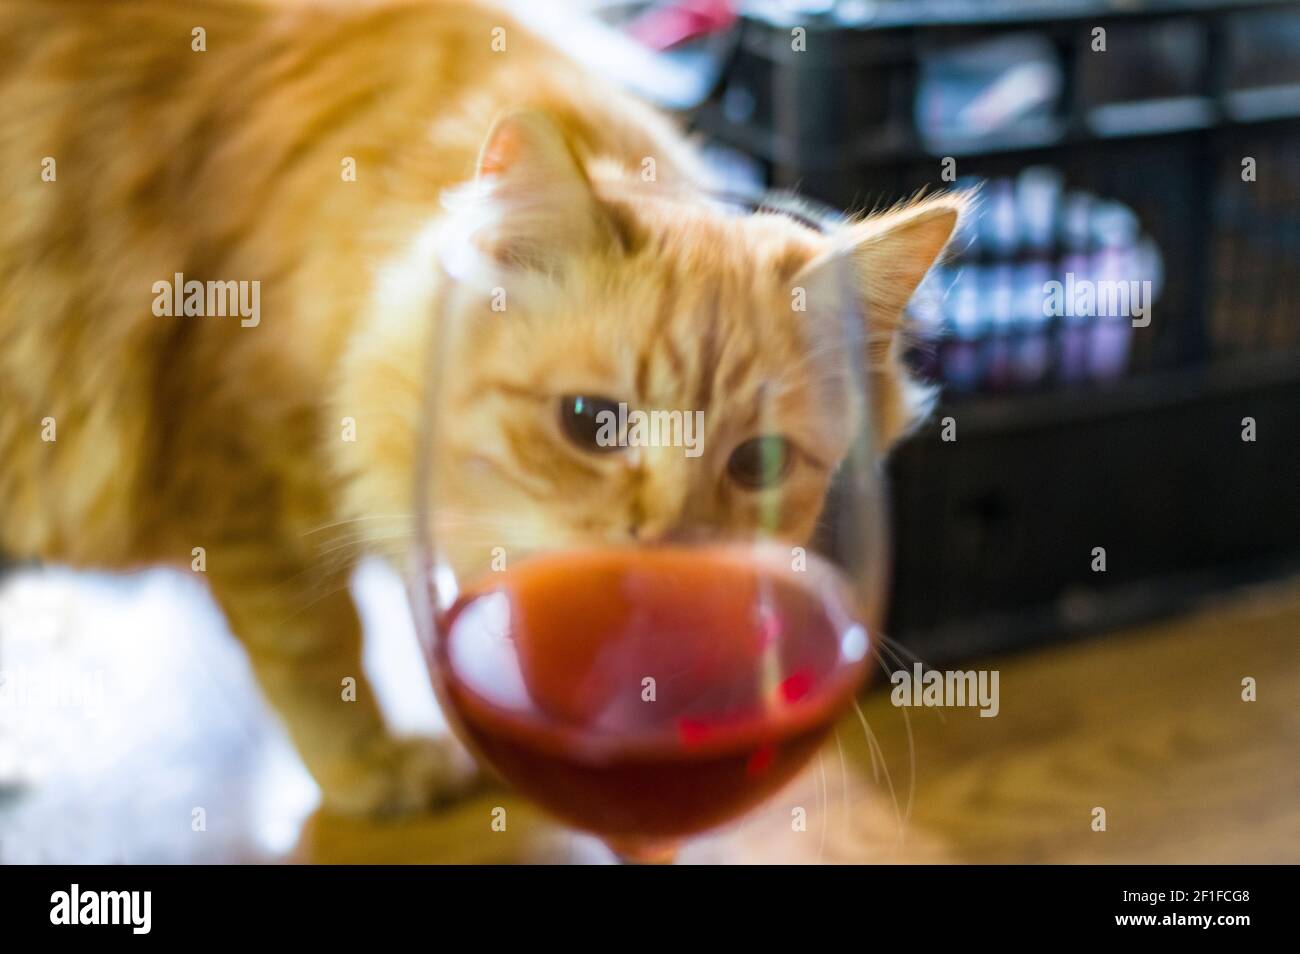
[408,183,889,863]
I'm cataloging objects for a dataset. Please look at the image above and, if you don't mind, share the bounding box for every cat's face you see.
[429,111,960,582]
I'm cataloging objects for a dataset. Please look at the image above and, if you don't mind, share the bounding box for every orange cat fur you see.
[0,0,962,813]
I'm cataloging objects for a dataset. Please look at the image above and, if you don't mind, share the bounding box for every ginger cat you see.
[0,0,961,814]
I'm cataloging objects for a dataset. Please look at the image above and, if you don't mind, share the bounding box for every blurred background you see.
[1,0,1297,863]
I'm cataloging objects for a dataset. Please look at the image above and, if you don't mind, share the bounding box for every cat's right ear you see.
[470,109,612,270]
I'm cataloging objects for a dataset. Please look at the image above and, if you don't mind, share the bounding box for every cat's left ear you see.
[837,194,964,357]
[470,109,613,270]
[797,194,967,445]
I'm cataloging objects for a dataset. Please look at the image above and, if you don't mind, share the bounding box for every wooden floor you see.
[2,566,1297,864]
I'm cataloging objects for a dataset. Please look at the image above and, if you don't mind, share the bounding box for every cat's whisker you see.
[875,632,945,726]
[899,701,917,829]
[312,521,408,543]
[857,703,883,784]
[853,698,904,845]
[871,635,917,833]
[301,513,415,537]
[313,528,410,557]
[877,630,927,667]
[305,508,554,562]
[878,634,920,665]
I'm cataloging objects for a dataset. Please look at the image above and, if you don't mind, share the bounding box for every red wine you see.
[433,546,871,855]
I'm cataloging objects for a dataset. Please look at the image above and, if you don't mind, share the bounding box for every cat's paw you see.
[317,734,485,817]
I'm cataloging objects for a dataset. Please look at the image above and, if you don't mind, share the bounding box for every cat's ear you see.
[471,109,612,270]
[797,194,966,446]
[841,194,964,354]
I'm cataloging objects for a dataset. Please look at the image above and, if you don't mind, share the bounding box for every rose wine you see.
[433,546,871,858]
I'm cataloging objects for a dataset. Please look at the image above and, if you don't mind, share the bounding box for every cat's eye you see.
[558,395,623,453]
[727,435,794,489]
